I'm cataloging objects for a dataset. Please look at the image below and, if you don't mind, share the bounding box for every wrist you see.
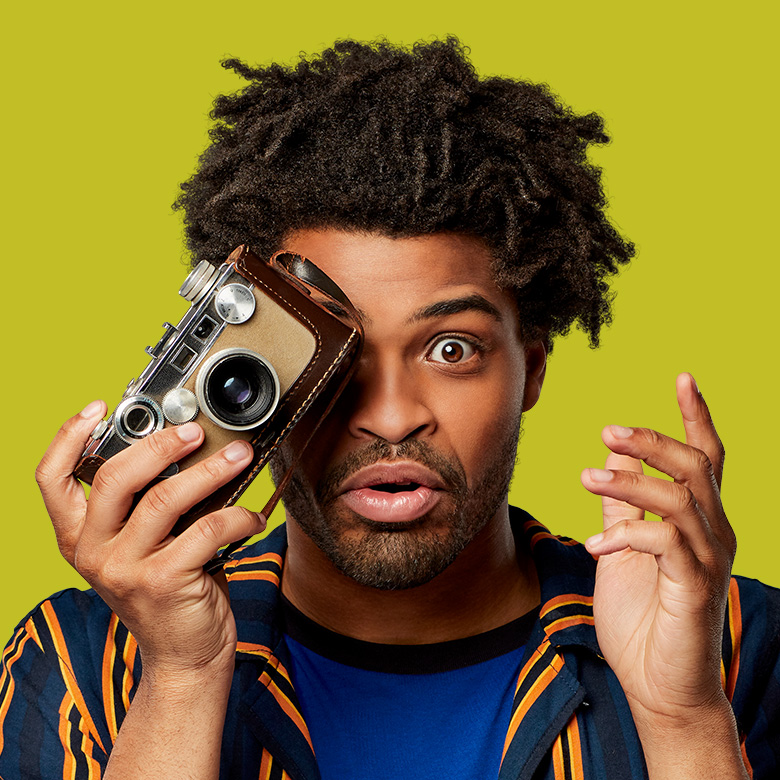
[631,693,749,780]
[139,651,235,700]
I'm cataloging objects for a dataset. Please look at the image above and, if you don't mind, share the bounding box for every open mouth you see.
[341,483,441,523]
[338,462,446,523]
[370,481,422,494]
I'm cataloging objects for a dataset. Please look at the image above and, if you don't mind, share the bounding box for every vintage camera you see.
[76,245,362,551]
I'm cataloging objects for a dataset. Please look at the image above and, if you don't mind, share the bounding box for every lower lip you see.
[340,486,441,523]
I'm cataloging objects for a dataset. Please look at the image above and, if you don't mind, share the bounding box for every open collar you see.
[226,507,601,656]
[224,509,603,780]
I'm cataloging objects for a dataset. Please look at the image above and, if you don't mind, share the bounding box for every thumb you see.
[601,452,644,530]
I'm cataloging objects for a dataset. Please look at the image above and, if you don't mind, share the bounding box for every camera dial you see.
[195,348,280,431]
[162,388,199,425]
[215,284,256,324]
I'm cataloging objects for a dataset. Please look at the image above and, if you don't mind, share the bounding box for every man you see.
[1,38,778,779]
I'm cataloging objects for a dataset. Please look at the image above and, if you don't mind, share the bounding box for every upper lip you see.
[339,462,446,493]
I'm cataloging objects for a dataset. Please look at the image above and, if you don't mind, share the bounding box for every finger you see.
[85,422,205,540]
[585,518,705,587]
[581,467,714,559]
[113,439,255,552]
[35,400,107,556]
[600,424,724,527]
[677,372,725,488]
[166,507,267,570]
[598,452,644,530]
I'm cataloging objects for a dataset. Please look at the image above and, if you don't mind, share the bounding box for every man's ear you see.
[522,341,547,412]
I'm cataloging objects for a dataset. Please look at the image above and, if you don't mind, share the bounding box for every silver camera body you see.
[76,245,362,540]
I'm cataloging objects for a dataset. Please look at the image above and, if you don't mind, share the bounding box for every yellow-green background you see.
[2,1,777,639]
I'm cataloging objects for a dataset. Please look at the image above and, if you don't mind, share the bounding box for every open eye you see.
[428,337,477,364]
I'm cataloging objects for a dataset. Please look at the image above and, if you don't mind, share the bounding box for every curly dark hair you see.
[174,37,634,348]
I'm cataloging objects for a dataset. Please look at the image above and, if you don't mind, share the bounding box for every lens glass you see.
[221,375,253,409]
[205,354,277,428]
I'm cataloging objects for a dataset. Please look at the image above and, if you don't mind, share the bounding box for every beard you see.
[271,415,523,591]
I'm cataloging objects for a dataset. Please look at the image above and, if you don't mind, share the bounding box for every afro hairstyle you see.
[174,37,634,348]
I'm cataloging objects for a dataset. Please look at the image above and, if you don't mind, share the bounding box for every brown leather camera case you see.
[75,245,363,553]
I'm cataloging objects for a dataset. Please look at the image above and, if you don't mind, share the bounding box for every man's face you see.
[274,229,545,590]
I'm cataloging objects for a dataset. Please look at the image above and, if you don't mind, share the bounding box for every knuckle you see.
[97,559,127,592]
[613,518,634,538]
[691,447,713,474]
[91,462,124,495]
[197,456,226,485]
[641,427,665,449]
[233,506,257,528]
[661,521,684,548]
[677,485,699,514]
[34,460,53,487]
[143,484,180,517]
[715,437,726,464]
[197,514,229,545]
[145,430,177,461]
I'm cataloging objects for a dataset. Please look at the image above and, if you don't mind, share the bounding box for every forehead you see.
[282,229,516,324]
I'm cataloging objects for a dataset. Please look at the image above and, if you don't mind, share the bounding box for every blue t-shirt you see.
[281,596,537,780]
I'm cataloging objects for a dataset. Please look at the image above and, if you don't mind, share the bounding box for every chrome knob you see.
[179,260,219,303]
[162,388,199,424]
[215,284,256,324]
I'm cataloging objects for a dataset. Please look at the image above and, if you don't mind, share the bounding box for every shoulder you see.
[1,587,126,767]
[724,576,780,775]
[10,586,117,662]
[726,575,780,682]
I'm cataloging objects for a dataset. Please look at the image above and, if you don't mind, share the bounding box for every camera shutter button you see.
[162,388,199,424]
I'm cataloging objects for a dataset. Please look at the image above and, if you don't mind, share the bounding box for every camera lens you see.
[197,349,280,430]
[114,396,164,443]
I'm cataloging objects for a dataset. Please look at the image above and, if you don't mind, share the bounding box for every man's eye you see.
[428,338,477,364]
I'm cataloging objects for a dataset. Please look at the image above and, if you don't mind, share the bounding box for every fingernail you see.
[177,422,201,442]
[690,374,701,395]
[255,512,267,526]
[79,400,103,419]
[224,440,252,463]
[587,468,614,483]
[609,425,633,439]
[586,532,604,547]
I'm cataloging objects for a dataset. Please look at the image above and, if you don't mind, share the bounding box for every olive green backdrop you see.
[2,0,777,640]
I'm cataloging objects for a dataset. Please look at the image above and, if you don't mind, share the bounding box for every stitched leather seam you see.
[236,259,323,433]
[226,329,360,503]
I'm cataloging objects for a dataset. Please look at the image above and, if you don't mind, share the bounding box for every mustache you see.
[315,439,467,506]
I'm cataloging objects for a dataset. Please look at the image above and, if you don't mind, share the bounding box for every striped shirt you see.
[1,507,778,779]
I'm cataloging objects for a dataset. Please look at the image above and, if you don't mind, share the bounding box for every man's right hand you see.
[34,399,266,678]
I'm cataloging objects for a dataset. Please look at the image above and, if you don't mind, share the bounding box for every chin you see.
[304,505,482,590]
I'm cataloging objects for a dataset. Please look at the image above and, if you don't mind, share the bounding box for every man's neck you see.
[280,506,540,645]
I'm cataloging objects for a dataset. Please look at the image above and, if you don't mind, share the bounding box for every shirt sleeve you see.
[0,590,139,779]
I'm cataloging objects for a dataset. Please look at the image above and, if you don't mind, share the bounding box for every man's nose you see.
[344,356,435,444]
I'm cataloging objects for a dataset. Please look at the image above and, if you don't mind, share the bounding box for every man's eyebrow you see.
[407,294,504,324]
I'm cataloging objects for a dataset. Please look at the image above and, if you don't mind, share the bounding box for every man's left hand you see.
[581,372,748,778]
